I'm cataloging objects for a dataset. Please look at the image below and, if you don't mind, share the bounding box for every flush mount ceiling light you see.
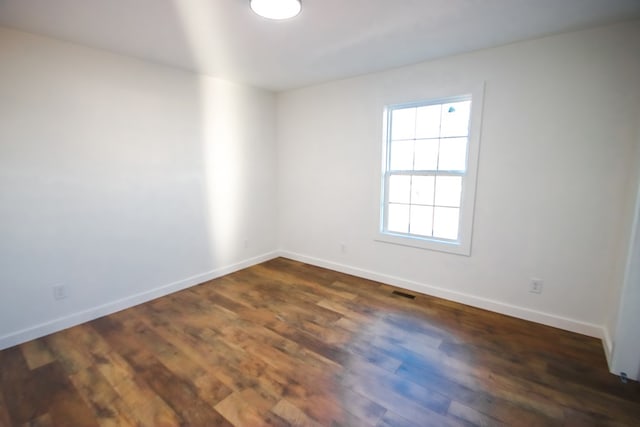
[250,0,301,20]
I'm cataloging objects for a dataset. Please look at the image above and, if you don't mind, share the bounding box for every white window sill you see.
[375,231,471,256]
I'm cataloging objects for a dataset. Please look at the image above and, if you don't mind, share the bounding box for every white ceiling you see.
[1,0,639,91]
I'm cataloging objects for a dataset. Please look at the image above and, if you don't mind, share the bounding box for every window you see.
[378,88,483,255]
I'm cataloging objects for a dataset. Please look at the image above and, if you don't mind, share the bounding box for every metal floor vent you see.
[391,290,416,300]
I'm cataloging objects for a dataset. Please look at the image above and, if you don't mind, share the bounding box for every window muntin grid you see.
[382,98,472,242]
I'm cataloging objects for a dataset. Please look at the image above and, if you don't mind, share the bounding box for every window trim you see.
[376,83,484,256]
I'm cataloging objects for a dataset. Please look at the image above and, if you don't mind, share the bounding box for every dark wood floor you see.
[1,258,639,426]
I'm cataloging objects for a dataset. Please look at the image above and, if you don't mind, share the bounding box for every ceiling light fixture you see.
[250,0,301,20]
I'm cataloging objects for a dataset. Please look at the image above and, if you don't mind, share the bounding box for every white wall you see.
[610,173,640,380]
[608,111,640,380]
[0,28,278,348]
[277,21,640,337]
[603,107,640,361]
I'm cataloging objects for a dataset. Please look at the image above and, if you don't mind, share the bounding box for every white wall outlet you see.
[340,243,347,253]
[530,278,544,294]
[52,285,67,300]
[244,239,249,249]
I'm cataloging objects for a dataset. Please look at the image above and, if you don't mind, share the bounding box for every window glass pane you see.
[391,108,416,140]
[433,207,460,240]
[381,92,481,253]
[415,104,441,139]
[434,176,462,207]
[438,137,467,171]
[388,175,411,204]
[390,139,414,170]
[414,139,438,170]
[410,205,433,237]
[440,101,471,137]
[388,203,410,233]
[411,175,435,205]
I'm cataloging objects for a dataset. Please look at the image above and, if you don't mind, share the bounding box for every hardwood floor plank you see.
[345,340,404,373]
[68,364,140,427]
[96,315,231,426]
[270,399,323,427]
[42,321,182,425]
[20,412,53,427]
[44,327,95,375]
[395,353,565,425]
[133,306,265,394]
[120,311,234,406]
[0,346,45,425]
[138,360,231,426]
[32,361,99,427]
[214,388,275,427]
[447,400,507,427]
[338,388,387,426]
[375,408,466,427]
[343,362,451,416]
[0,388,11,427]
[90,317,185,426]
[217,314,342,378]
[254,263,359,302]
[274,388,347,426]
[1,258,639,426]
[19,340,54,371]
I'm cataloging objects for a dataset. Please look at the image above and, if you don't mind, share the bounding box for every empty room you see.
[1,0,640,425]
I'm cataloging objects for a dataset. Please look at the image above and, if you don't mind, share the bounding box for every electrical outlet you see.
[53,285,67,300]
[529,278,543,294]
[340,243,347,253]
[244,239,249,249]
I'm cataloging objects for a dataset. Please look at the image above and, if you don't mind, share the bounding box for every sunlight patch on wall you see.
[198,77,248,266]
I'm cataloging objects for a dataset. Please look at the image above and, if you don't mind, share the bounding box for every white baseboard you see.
[0,251,279,350]
[279,250,606,340]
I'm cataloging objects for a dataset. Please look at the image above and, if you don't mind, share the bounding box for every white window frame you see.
[376,83,484,256]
